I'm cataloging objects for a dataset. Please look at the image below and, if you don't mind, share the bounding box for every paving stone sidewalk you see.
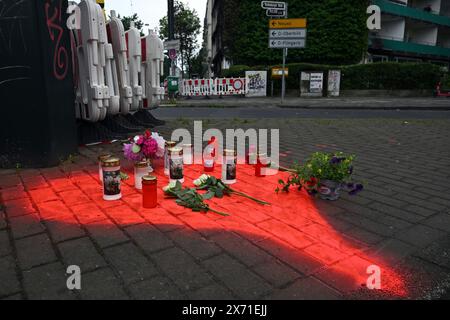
[1,117,450,300]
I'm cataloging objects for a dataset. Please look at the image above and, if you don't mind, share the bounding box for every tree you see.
[159,1,201,78]
[191,47,207,77]
[118,13,145,36]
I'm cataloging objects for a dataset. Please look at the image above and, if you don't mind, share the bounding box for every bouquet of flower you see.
[123,130,165,161]
[163,181,230,216]
[194,174,270,205]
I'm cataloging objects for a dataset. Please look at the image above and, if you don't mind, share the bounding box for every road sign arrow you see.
[269,28,307,39]
[269,18,307,29]
[269,38,306,49]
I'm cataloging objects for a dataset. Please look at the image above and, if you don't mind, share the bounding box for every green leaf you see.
[217,181,228,190]
[202,191,215,200]
[215,188,224,198]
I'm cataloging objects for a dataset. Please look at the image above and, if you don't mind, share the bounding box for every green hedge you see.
[223,62,444,90]
[222,0,368,66]
[340,63,442,90]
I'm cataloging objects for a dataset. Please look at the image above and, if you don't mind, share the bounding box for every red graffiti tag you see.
[45,0,68,80]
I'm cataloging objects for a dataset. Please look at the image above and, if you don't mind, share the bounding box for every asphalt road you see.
[153,107,450,120]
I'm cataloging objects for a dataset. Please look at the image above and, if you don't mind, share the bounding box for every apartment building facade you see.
[369,0,450,66]
[204,0,230,77]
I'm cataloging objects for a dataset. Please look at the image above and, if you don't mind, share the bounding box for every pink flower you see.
[136,136,144,145]
[142,137,158,158]
[151,132,166,158]
[123,143,144,161]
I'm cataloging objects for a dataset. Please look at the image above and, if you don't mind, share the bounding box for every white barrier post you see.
[126,22,143,111]
[142,31,165,108]
[74,0,110,122]
[107,10,132,114]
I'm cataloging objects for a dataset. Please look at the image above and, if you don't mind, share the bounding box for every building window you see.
[394,57,422,63]
[369,55,389,62]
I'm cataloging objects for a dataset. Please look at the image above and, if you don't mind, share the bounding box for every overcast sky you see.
[103,0,207,34]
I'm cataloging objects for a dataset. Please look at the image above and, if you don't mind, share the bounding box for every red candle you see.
[204,137,216,172]
[255,153,267,177]
[142,175,157,208]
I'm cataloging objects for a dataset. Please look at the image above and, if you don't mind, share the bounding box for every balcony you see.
[369,36,450,57]
[373,0,450,27]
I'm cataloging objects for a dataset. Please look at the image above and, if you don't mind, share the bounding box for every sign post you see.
[164,39,180,76]
[282,46,287,103]
[168,0,176,76]
[264,1,307,103]
[164,40,180,61]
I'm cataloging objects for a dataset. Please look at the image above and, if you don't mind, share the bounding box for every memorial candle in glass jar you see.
[255,153,267,177]
[222,149,237,185]
[98,154,112,184]
[183,144,193,165]
[169,147,184,183]
[102,157,122,201]
[164,141,177,176]
[134,160,150,190]
[204,137,216,172]
[142,175,157,208]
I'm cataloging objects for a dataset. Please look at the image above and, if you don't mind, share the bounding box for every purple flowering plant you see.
[277,152,363,196]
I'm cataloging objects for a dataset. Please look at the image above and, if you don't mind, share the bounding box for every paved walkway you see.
[1,117,450,300]
[171,96,450,110]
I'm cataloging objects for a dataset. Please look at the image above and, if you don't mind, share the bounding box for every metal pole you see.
[168,0,175,41]
[281,3,288,104]
[281,48,286,103]
[168,0,176,76]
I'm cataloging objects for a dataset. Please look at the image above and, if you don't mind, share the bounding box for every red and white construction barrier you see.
[181,78,248,97]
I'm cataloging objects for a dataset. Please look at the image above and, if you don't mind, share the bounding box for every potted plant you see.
[277,152,363,201]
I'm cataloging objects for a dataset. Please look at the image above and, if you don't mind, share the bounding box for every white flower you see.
[193,174,210,187]
[133,135,140,143]
[151,132,166,158]
[163,181,177,192]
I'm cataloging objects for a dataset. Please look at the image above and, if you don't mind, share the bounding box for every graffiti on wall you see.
[45,0,68,80]
[245,71,267,97]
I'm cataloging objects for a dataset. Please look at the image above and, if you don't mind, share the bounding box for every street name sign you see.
[164,40,180,51]
[261,1,286,10]
[269,18,307,29]
[269,28,306,39]
[269,39,306,49]
[266,8,286,17]
[272,67,289,78]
